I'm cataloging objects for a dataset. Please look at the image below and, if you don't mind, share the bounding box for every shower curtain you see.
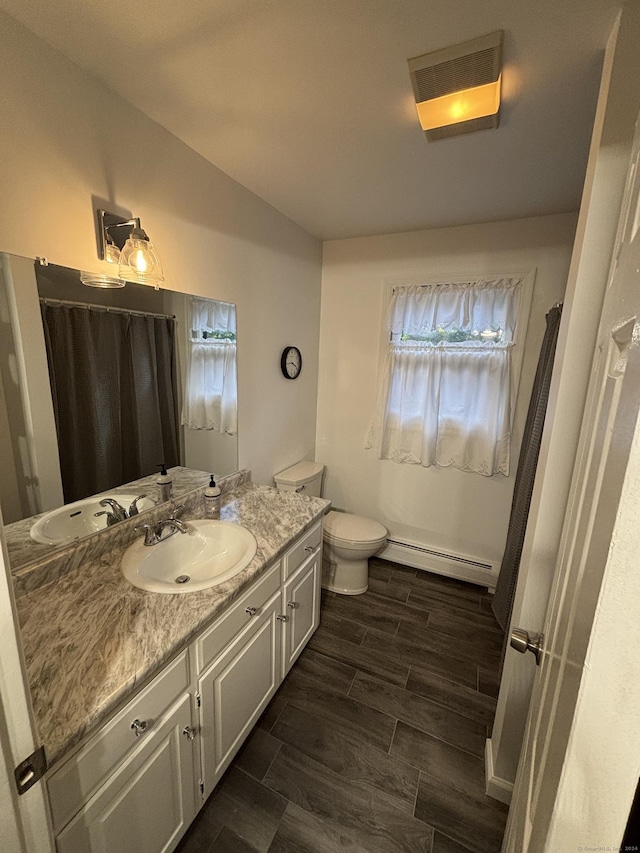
[41,302,180,504]
[492,303,563,632]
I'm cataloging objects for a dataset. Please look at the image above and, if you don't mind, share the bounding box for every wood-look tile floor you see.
[176,559,508,853]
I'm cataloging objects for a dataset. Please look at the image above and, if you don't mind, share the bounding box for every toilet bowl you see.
[322,510,387,595]
[273,461,388,595]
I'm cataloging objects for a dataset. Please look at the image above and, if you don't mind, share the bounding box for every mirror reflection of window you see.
[181,297,238,436]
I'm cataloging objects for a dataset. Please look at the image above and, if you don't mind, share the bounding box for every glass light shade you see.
[416,76,501,131]
[80,232,126,287]
[80,271,126,288]
[118,228,164,286]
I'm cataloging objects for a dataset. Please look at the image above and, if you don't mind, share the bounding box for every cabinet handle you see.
[295,485,306,492]
[287,601,298,609]
[277,614,288,622]
[131,719,148,738]
[182,726,197,741]
[245,606,257,616]
[304,546,314,553]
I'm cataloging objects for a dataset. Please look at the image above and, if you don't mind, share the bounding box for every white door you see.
[503,114,640,851]
[0,509,54,853]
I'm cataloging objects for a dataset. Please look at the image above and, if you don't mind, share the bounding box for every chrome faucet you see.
[94,495,147,526]
[135,505,188,546]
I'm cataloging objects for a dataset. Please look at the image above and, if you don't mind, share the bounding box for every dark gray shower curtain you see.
[41,302,179,504]
[492,303,563,632]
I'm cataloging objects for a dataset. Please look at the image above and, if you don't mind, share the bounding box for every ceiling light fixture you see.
[408,31,504,141]
[90,209,165,288]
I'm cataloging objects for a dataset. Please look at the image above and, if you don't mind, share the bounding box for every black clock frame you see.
[280,346,302,380]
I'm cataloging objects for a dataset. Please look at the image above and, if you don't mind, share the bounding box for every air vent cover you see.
[408,31,503,140]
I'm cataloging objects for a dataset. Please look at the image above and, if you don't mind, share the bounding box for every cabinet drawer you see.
[282,520,323,580]
[47,650,190,834]
[196,560,281,673]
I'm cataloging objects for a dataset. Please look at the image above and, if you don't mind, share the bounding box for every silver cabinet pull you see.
[245,606,257,616]
[182,726,197,741]
[276,614,288,622]
[304,546,314,553]
[287,601,298,609]
[510,628,544,665]
[131,719,148,738]
[295,485,306,492]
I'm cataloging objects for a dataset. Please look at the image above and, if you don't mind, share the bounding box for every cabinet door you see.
[56,693,196,853]
[282,552,321,675]
[198,590,281,798]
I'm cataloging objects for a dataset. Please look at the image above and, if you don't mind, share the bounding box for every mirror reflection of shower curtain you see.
[40,302,179,504]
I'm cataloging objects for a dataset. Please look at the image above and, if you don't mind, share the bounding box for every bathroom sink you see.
[30,495,157,545]
[121,519,258,594]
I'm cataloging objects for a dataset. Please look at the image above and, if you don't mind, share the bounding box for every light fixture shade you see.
[80,230,125,287]
[416,76,501,131]
[408,31,503,140]
[80,271,126,288]
[118,228,164,286]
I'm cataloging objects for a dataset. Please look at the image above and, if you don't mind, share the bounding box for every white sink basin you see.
[30,495,157,545]
[121,519,258,594]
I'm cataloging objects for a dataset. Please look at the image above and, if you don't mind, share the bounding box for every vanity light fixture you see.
[94,209,165,288]
[408,31,503,141]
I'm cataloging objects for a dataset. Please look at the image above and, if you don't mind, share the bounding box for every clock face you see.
[281,346,302,379]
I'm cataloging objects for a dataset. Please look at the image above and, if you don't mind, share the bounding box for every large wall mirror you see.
[0,252,238,569]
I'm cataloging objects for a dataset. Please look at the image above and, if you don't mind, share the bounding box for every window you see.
[365,276,527,476]
[181,297,237,434]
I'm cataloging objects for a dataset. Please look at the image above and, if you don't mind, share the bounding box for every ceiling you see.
[0,0,623,240]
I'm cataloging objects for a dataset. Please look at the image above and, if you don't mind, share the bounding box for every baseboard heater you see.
[385,538,493,571]
[379,537,498,589]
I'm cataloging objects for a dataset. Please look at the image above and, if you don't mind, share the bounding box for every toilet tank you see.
[274,461,325,497]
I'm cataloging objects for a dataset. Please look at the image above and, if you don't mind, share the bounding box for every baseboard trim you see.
[485,737,513,805]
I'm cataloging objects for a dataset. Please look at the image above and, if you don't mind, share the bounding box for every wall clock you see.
[280,346,302,380]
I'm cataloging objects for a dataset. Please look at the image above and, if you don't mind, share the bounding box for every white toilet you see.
[273,461,387,595]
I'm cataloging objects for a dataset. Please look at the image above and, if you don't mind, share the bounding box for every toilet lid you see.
[324,511,387,545]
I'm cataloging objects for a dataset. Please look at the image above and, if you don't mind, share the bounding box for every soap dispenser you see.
[157,464,173,503]
[204,475,221,519]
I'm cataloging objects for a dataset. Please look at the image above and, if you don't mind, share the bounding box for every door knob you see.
[510,628,544,665]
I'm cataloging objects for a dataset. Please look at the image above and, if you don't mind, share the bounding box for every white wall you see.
[0,10,322,487]
[318,213,576,567]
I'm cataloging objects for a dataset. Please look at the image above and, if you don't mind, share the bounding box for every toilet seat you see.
[323,511,387,548]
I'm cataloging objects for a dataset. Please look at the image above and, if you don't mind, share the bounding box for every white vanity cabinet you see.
[281,523,322,676]
[195,520,322,798]
[195,561,283,798]
[46,519,323,853]
[48,651,197,853]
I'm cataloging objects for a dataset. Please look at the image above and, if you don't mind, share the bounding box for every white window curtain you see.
[366,277,523,476]
[181,297,237,434]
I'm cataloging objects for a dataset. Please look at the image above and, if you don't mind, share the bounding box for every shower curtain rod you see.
[39,296,175,321]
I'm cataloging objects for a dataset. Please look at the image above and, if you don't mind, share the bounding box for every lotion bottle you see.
[157,463,173,503]
[204,475,221,519]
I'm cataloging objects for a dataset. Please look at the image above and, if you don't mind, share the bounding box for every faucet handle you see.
[128,494,147,517]
[94,509,117,526]
[134,523,157,547]
[169,504,185,520]
[99,498,127,521]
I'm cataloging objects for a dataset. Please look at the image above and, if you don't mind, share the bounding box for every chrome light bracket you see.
[98,209,141,259]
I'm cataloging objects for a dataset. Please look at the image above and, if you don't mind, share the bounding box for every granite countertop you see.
[15,483,329,768]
